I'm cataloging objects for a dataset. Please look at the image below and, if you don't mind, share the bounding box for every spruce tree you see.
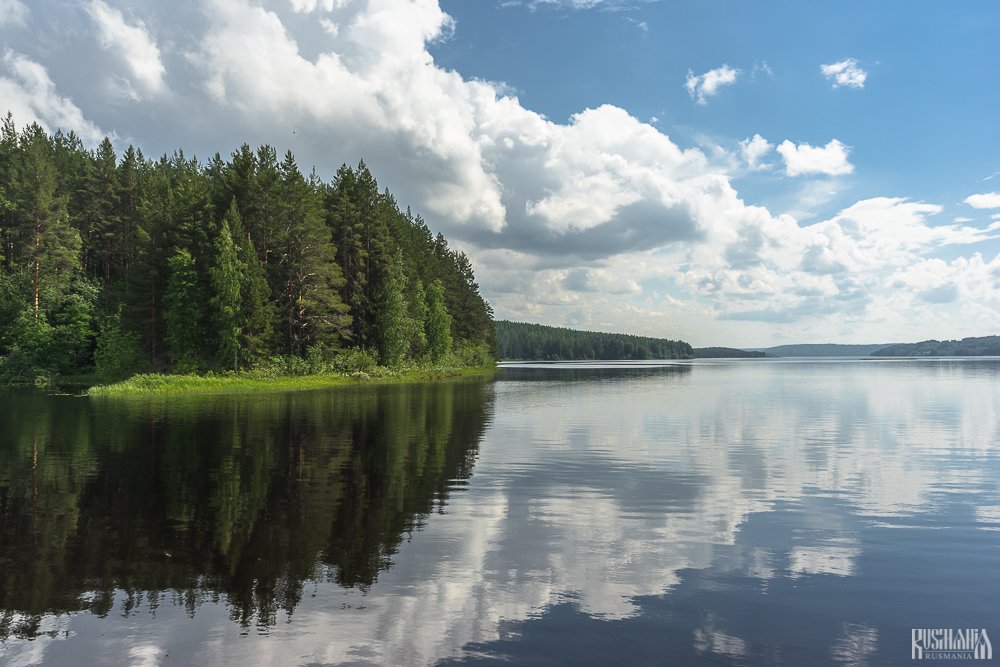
[233,206,273,364]
[210,211,243,371]
[92,137,121,285]
[116,145,142,284]
[164,249,202,370]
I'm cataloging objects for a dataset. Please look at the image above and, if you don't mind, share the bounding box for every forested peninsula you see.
[496,320,692,360]
[693,347,769,358]
[871,336,1000,357]
[0,116,495,391]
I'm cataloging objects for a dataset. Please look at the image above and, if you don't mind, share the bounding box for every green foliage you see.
[210,208,243,371]
[408,278,428,357]
[0,116,497,383]
[375,250,413,365]
[94,310,145,381]
[47,278,98,373]
[13,124,81,319]
[425,279,452,361]
[87,362,493,396]
[0,275,98,381]
[446,340,494,367]
[0,313,55,385]
[0,271,26,355]
[332,347,378,373]
[164,249,202,370]
[275,153,352,355]
[234,206,274,364]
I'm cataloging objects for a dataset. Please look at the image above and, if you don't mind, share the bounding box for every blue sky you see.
[433,1,999,222]
[2,0,999,346]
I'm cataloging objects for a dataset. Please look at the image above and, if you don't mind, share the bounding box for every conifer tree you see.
[116,145,142,284]
[210,210,243,371]
[0,121,498,379]
[129,156,172,367]
[14,124,80,320]
[210,201,273,368]
[92,137,121,285]
[0,114,17,273]
[233,205,274,363]
[275,152,351,355]
[164,249,202,369]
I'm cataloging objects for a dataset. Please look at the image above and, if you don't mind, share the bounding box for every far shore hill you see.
[495,321,1000,360]
[698,337,1000,358]
[696,343,890,358]
[697,337,1000,358]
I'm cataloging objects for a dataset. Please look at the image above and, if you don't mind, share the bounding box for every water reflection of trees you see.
[0,380,493,638]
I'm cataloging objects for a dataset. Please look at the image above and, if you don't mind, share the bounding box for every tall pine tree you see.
[14,124,80,321]
[275,153,351,355]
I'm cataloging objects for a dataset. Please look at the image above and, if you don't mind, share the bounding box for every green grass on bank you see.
[87,363,496,397]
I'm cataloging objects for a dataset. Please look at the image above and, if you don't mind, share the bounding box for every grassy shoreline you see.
[87,364,497,397]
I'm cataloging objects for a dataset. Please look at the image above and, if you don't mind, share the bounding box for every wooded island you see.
[0,115,495,388]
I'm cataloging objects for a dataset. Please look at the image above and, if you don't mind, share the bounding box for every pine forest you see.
[0,115,496,385]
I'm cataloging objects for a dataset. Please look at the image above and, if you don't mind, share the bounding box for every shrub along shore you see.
[87,345,495,396]
[87,363,496,397]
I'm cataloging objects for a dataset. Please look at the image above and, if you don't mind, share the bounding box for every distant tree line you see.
[763,343,889,357]
[0,114,495,383]
[693,347,768,358]
[496,320,692,360]
[872,336,1000,357]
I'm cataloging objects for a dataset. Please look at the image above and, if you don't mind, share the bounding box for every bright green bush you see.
[332,347,378,373]
[94,312,146,381]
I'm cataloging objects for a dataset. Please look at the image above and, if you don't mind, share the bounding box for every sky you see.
[1,0,999,347]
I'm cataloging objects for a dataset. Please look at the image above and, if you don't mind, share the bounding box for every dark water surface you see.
[1,360,999,665]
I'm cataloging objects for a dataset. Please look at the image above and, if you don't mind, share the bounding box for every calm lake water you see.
[2,359,1000,666]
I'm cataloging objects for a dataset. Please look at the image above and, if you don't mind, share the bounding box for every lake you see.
[1,359,999,665]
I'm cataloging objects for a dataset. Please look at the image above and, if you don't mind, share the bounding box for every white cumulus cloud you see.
[507,0,639,9]
[964,192,1000,209]
[0,50,105,144]
[2,0,997,345]
[289,0,351,12]
[777,139,854,177]
[821,58,867,89]
[739,133,773,171]
[686,64,739,105]
[86,0,166,96]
